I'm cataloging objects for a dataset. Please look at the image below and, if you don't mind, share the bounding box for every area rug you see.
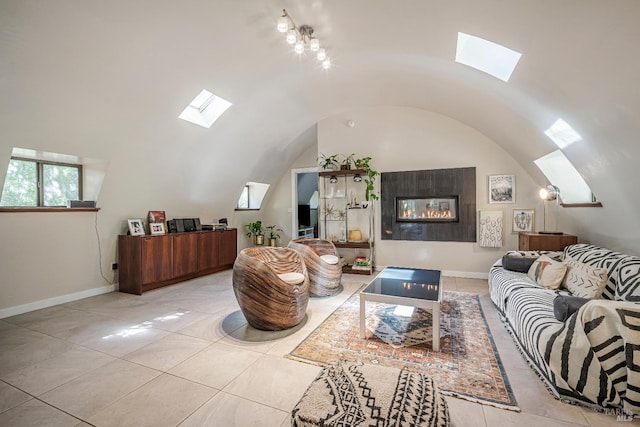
[286,289,519,411]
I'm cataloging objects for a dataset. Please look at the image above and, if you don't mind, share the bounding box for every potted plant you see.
[364,169,379,202]
[246,221,264,245]
[340,153,355,170]
[354,156,371,170]
[264,225,283,246]
[318,153,339,170]
[354,156,379,202]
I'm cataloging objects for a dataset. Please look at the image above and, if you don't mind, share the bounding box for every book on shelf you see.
[350,264,371,271]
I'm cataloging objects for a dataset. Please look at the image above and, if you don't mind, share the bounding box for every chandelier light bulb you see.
[322,57,331,69]
[294,41,305,54]
[309,38,320,52]
[317,48,326,61]
[286,29,297,44]
[277,16,289,33]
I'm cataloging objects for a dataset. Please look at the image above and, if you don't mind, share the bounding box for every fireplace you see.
[396,196,459,223]
[381,167,476,242]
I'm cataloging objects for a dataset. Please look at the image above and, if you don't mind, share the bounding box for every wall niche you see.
[381,167,476,242]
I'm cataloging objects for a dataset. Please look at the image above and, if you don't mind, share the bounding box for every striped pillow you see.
[616,257,640,302]
[562,257,608,299]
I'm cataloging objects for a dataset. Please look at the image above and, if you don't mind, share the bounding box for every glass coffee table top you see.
[362,266,441,301]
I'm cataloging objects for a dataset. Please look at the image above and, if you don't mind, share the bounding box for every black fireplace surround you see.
[381,167,476,242]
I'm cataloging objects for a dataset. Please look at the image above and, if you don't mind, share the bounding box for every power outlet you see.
[111,263,118,270]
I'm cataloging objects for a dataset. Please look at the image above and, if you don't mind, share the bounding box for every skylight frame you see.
[455,32,522,82]
[179,89,232,129]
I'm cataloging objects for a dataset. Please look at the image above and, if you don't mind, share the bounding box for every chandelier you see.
[277,9,331,70]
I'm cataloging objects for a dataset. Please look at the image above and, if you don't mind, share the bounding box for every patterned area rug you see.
[287,289,519,411]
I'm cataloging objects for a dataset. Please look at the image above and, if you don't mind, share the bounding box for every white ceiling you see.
[1,0,639,248]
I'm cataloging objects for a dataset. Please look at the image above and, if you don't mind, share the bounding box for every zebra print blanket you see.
[490,254,640,416]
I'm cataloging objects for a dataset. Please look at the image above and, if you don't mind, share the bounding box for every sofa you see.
[489,243,640,416]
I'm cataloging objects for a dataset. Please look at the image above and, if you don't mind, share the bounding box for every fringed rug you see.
[292,360,450,427]
[286,289,519,411]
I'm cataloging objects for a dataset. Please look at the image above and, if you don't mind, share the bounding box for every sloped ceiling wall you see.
[0,1,639,311]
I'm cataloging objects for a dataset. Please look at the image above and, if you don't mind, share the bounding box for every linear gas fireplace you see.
[381,167,476,242]
[396,196,459,223]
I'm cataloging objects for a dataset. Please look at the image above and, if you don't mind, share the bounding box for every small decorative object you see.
[148,210,166,225]
[150,222,166,235]
[340,153,355,170]
[489,174,515,204]
[348,229,362,241]
[512,209,534,233]
[127,219,145,236]
[246,221,264,245]
[265,225,283,246]
[318,153,339,170]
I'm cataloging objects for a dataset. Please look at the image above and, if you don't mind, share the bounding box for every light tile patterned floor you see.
[0,270,637,426]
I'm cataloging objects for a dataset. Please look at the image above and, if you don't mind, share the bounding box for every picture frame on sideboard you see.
[127,219,145,236]
[150,222,166,235]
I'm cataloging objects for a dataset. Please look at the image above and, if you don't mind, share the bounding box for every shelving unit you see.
[319,169,375,275]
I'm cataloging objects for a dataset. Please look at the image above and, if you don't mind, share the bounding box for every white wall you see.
[261,144,318,246]
[318,106,542,276]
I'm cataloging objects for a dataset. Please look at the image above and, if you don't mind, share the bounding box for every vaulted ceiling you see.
[2,0,639,250]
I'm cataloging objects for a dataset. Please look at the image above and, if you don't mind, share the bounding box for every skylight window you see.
[544,118,583,149]
[237,182,270,210]
[534,150,596,203]
[179,89,232,129]
[455,32,522,82]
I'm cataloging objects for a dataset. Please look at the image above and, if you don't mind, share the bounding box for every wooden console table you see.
[118,229,237,295]
[518,232,577,251]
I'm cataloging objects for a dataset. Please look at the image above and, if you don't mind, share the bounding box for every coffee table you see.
[359,266,442,351]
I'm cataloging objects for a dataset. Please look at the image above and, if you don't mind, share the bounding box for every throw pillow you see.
[616,257,640,302]
[319,254,340,265]
[562,257,608,299]
[502,254,538,273]
[553,295,591,322]
[277,272,305,285]
[527,255,567,289]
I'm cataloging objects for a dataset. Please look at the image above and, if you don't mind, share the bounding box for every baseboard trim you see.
[373,266,488,280]
[442,270,488,280]
[0,284,116,319]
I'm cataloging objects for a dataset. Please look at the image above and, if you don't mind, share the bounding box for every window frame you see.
[2,156,83,208]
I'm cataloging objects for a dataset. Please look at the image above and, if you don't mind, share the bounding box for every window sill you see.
[0,207,100,213]
[559,202,603,208]
[234,208,260,211]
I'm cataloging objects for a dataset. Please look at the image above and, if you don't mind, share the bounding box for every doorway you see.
[291,167,318,239]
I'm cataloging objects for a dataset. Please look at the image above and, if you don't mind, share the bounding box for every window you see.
[534,150,598,204]
[236,182,270,210]
[178,89,232,129]
[1,157,81,207]
[455,32,522,82]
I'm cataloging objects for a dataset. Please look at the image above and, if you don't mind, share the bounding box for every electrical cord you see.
[95,210,116,286]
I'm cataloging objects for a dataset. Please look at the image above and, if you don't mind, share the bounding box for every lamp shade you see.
[539,185,560,201]
[286,29,297,44]
[277,16,289,33]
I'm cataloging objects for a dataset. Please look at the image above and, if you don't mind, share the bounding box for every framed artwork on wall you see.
[489,174,515,204]
[127,219,145,236]
[150,222,166,235]
[512,209,534,233]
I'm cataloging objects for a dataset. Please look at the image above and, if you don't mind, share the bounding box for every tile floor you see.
[0,271,637,426]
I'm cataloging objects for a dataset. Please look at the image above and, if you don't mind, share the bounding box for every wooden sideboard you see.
[118,229,237,295]
[518,232,577,251]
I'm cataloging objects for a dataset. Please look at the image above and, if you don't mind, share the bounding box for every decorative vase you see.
[255,235,264,245]
[269,238,277,247]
